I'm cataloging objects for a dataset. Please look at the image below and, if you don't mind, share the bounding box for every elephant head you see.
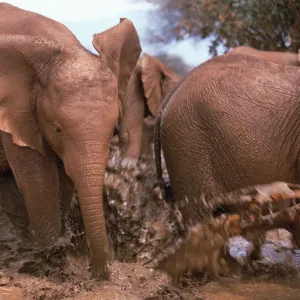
[0,16,141,279]
[140,53,180,116]
[119,53,180,165]
[228,46,300,66]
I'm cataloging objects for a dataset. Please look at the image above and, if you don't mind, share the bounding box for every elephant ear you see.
[0,35,62,156]
[141,54,180,116]
[160,63,180,98]
[92,18,142,105]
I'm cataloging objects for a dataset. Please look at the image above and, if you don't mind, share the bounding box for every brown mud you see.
[0,142,300,299]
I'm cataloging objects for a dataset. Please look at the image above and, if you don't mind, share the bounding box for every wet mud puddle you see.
[201,231,300,300]
[0,286,23,300]
[199,279,300,300]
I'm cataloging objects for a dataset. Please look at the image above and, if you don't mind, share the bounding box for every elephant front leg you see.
[119,121,143,168]
[141,116,155,159]
[246,234,266,260]
[57,160,75,219]
[119,78,145,167]
[1,132,62,247]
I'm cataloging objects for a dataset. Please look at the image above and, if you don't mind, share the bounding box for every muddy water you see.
[0,143,300,299]
[200,279,300,300]
[201,231,300,300]
[0,287,23,300]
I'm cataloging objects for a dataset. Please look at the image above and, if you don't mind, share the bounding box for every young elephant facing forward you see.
[0,3,141,279]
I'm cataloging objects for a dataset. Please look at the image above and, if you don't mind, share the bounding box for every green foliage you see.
[139,0,300,56]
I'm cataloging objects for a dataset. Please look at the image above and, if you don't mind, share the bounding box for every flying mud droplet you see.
[147,214,242,285]
[103,142,185,263]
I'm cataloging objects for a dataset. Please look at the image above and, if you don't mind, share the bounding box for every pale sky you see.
[5,0,211,67]
[6,0,153,21]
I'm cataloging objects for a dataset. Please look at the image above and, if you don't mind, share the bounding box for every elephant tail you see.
[154,80,182,185]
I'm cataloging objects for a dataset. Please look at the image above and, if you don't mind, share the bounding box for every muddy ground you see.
[1,144,300,299]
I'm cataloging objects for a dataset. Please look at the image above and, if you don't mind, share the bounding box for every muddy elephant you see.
[229,46,300,66]
[0,3,141,279]
[118,53,180,166]
[155,52,300,255]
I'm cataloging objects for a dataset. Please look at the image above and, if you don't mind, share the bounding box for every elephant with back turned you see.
[229,46,300,66]
[0,3,142,279]
[155,52,300,259]
[117,53,180,166]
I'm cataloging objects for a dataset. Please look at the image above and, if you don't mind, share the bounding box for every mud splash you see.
[104,142,184,263]
[0,142,183,299]
[0,141,300,299]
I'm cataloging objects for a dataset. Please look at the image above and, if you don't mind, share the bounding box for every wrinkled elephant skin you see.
[228,46,300,66]
[155,53,300,225]
[0,3,142,279]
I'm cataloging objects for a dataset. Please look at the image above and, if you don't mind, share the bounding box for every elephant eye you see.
[53,122,63,134]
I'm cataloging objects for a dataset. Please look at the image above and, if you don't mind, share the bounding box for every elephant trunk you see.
[64,141,110,280]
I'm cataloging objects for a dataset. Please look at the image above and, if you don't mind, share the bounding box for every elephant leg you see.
[119,69,145,167]
[220,244,242,273]
[246,235,265,260]
[0,139,10,170]
[140,116,155,159]
[56,162,88,255]
[1,132,62,247]
[241,206,300,262]
[57,161,75,219]
[119,118,144,168]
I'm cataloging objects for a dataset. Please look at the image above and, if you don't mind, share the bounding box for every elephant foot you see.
[246,243,264,261]
[90,261,110,281]
[242,232,265,262]
[120,157,138,170]
[241,202,300,266]
[110,135,119,146]
[220,246,243,275]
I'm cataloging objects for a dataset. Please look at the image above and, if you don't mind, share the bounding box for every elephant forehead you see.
[52,72,117,104]
[57,51,114,83]
[56,93,117,115]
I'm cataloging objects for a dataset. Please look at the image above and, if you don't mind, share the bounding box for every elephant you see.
[118,53,180,166]
[0,3,142,279]
[154,52,300,259]
[228,46,300,66]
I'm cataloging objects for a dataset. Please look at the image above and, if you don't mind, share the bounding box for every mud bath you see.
[1,143,300,299]
[2,233,300,300]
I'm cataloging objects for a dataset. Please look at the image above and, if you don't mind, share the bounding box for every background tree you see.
[137,0,300,56]
[154,52,192,77]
